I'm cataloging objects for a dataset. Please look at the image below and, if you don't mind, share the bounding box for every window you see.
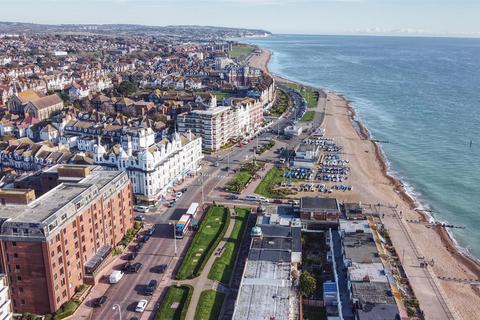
[17,276,21,281]
[15,265,20,270]
[11,241,16,246]
[13,253,18,258]
[19,287,23,293]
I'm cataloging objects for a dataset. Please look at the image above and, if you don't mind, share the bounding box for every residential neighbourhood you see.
[0,22,458,320]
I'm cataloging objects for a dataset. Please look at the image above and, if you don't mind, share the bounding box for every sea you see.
[245,34,480,259]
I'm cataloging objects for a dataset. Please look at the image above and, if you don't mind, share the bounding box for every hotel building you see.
[0,165,133,314]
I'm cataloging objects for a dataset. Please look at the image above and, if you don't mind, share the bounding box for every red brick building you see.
[0,165,134,314]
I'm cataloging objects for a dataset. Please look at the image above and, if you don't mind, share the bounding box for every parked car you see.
[134,214,145,222]
[175,192,183,198]
[128,262,143,273]
[140,235,150,243]
[144,279,158,295]
[146,227,155,236]
[93,295,107,307]
[154,264,167,273]
[245,195,258,201]
[135,299,148,312]
[227,194,239,200]
[109,270,124,284]
[126,251,138,261]
[134,205,150,213]
[134,242,144,252]
[122,262,132,272]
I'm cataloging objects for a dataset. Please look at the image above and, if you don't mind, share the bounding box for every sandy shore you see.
[250,47,480,319]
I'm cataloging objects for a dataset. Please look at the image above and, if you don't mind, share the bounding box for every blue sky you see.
[1,0,480,36]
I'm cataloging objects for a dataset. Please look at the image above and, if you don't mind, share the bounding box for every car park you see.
[135,299,148,312]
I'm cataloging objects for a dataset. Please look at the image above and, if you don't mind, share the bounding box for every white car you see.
[135,299,148,312]
[175,192,183,198]
[134,205,150,213]
[109,270,124,284]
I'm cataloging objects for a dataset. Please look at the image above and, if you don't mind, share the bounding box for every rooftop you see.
[0,165,128,240]
[300,197,339,212]
[343,233,381,264]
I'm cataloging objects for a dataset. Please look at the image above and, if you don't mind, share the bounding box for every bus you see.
[186,202,199,218]
[175,214,192,239]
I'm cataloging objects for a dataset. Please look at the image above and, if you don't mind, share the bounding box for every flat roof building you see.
[233,223,301,320]
[0,165,133,314]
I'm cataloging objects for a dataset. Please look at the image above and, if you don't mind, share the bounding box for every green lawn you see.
[176,207,230,279]
[224,161,263,193]
[156,285,193,320]
[194,290,225,320]
[301,111,315,122]
[208,208,249,284]
[286,83,319,108]
[270,88,290,116]
[225,171,252,193]
[211,90,231,100]
[255,166,301,199]
[229,44,255,59]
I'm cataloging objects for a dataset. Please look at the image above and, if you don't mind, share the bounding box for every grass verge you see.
[255,166,300,198]
[224,161,263,193]
[208,208,250,284]
[286,83,319,108]
[194,290,225,320]
[230,44,255,59]
[155,285,193,320]
[176,206,230,279]
[301,111,315,122]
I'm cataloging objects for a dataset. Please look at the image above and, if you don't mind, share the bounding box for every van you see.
[134,205,150,213]
[245,195,258,201]
[259,197,269,203]
[109,270,124,284]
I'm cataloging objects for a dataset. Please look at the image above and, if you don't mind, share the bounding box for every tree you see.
[300,271,317,298]
[117,80,138,97]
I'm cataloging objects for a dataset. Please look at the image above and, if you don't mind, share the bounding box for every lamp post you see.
[112,304,122,320]
[169,222,177,256]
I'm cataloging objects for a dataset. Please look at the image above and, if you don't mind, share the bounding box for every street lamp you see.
[169,222,177,256]
[112,304,122,320]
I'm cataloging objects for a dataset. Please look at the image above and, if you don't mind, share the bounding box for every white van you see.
[134,205,150,213]
[245,195,258,201]
[259,197,270,203]
[109,270,124,284]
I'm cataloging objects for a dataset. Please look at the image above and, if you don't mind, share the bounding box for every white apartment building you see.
[0,275,12,320]
[177,106,238,151]
[177,97,265,151]
[94,132,202,203]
